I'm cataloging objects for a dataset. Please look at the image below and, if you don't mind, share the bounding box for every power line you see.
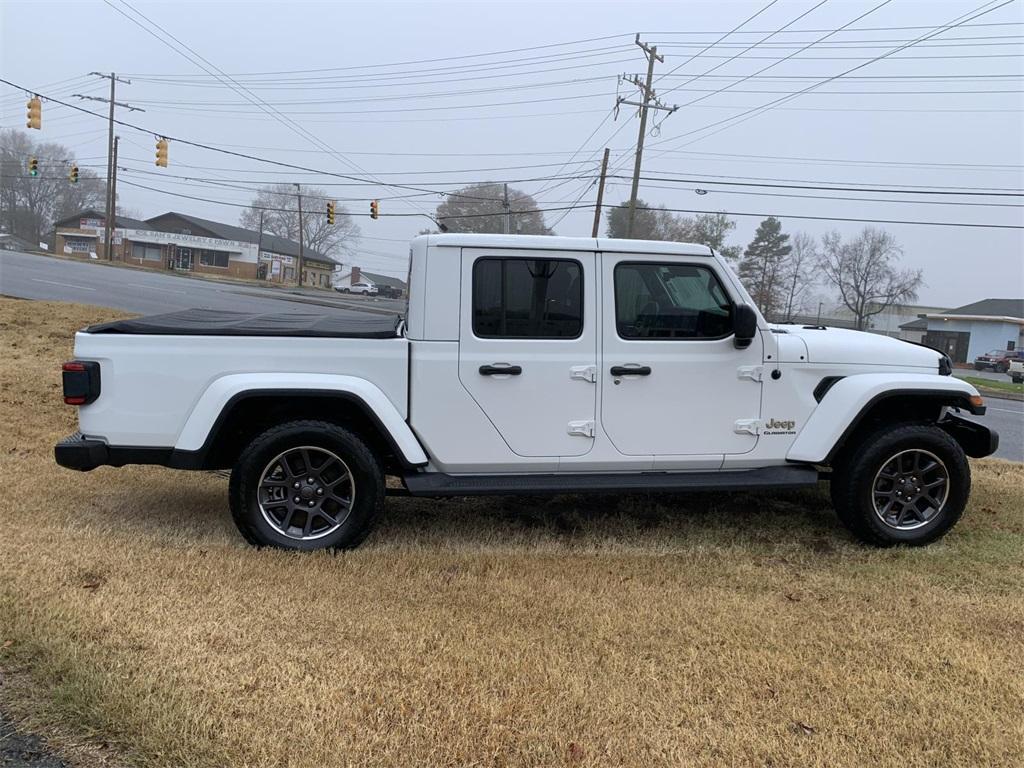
[624,173,1024,195]
[647,0,1018,153]
[122,34,634,78]
[109,179,1024,230]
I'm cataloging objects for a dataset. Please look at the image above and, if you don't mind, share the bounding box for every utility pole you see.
[591,147,610,238]
[616,36,677,238]
[109,136,119,258]
[257,210,264,279]
[502,182,511,235]
[295,183,305,287]
[77,74,140,260]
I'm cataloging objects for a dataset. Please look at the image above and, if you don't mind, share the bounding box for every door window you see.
[472,257,583,338]
[614,262,732,340]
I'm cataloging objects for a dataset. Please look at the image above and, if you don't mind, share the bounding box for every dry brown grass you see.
[0,296,1022,768]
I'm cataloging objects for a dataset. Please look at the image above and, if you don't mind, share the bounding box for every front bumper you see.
[55,432,109,471]
[940,413,1000,458]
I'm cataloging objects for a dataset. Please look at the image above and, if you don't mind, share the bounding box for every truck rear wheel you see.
[229,420,384,550]
[830,424,970,547]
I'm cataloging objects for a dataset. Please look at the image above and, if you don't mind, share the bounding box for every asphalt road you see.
[0,249,404,317]
[967,397,1023,463]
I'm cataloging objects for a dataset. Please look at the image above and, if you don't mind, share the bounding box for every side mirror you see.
[733,304,758,349]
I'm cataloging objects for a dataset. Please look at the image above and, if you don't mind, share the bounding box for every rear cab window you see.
[472,257,583,338]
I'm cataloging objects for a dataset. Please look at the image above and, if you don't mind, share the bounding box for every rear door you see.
[458,248,597,457]
[600,255,762,457]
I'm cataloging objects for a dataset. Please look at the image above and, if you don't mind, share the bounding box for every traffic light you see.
[155,137,169,167]
[69,164,79,184]
[370,199,379,220]
[327,200,336,225]
[26,97,41,130]
[28,157,38,177]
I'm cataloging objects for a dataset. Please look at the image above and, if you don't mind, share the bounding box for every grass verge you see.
[960,375,1024,400]
[1,297,1022,767]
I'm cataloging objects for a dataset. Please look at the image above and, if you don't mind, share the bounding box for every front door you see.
[458,248,597,458]
[174,247,193,271]
[600,255,763,457]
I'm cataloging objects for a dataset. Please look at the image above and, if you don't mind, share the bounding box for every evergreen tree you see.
[737,217,791,318]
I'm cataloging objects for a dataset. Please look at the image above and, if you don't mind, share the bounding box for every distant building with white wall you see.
[901,298,1024,363]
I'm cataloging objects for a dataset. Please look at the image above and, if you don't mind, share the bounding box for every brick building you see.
[53,209,338,288]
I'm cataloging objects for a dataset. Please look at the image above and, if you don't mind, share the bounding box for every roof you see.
[900,317,929,331]
[417,233,714,256]
[938,298,1024,319]
[54,208,152,231]
[360,271,407,289]
[146,211,336,264]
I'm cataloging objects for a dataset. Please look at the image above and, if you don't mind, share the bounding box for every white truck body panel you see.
[174,372,428,465]
[73,332,410,449]
[786,373,979,463]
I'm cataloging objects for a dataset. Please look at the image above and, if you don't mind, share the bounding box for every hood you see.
[769,325,941,369]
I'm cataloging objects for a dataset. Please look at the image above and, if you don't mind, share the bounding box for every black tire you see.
[973,363,983,370]
[830,424,970,547]
[997,362,1009,373]
[229,420,384,551]
[1012,374,1023,384]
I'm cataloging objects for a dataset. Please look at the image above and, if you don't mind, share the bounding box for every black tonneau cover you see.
[85,308,401,339]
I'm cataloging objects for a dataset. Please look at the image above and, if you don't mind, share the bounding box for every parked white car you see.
[336,281,378,296]
[1009,359,1024,384]
[56,234,997,550]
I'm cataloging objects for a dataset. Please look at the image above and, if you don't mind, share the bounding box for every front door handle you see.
[610,365,652,377]
[480,364,522,376]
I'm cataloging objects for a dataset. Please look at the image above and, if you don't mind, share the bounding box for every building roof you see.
[360,271,407,289]
[54,208,152,231]
[900,317,928,331]
[145,211,337,264]
[938,298,1024,319]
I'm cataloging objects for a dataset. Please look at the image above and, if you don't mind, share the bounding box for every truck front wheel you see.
[229,420,384,550]
[830,424,970,547]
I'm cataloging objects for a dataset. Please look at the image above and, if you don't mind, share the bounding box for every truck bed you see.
[84,308,401,339]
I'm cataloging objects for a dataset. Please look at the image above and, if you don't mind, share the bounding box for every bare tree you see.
[238,183,359,259]
[0,128,106,243]
[819,227,923,330]
[779,231,818,322]
[435,182,551,234]
[605,200,740,258]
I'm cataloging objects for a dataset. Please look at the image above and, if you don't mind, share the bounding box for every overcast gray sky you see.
[2,0,1022,307]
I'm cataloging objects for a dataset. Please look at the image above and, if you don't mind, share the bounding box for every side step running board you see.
[401,465,819,498]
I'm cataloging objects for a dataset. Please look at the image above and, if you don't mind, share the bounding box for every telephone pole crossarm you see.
[618,36,675,239]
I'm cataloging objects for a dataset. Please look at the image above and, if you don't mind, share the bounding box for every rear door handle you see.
[479,364,522,376]
[610,365,651,377]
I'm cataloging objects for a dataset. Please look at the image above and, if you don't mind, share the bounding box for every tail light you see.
[62,360,101,405]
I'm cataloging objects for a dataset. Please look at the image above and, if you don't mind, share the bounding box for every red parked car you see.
[973,348,1024,373]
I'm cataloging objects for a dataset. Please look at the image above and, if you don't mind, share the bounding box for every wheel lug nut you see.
[293,482,300,488]
[316,488,323,495]
[307,477,314,483]
[294,496,301,503]
[308,501,315,507]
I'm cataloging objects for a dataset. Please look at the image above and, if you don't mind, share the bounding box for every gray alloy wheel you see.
[871,448,950,531]
[257,446,354,541]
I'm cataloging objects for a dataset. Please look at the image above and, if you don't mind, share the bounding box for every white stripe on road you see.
[987,405,1023,414]
[32,279,95,291]
[126,283,188,294]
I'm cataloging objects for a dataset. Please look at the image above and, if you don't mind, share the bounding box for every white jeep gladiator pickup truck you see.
[55,234,998,550]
